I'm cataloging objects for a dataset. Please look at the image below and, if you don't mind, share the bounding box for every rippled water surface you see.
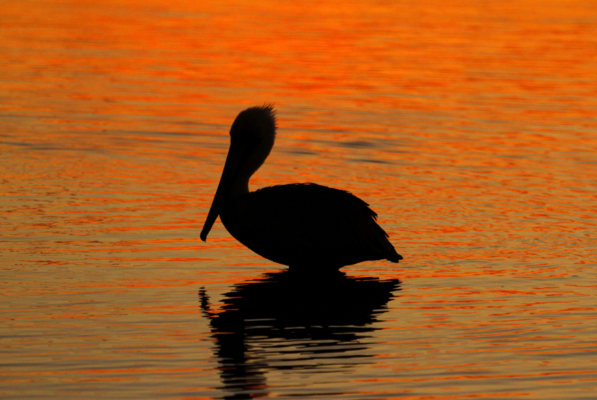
[2,0,597,398]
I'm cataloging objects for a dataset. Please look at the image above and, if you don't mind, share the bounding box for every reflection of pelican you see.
[200,270,400,398]
[201,105,402,271]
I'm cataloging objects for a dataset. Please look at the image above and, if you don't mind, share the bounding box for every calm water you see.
[2,0,596,398]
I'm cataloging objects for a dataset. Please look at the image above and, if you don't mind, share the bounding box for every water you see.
[1,0,596,398]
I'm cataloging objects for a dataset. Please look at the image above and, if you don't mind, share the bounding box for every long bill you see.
[200,143,246,241]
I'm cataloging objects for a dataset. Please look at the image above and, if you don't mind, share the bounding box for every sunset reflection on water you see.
[1,0,596,399]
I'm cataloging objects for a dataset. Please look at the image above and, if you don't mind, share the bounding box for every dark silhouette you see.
[200,270,401,399]
[201,105,402,272]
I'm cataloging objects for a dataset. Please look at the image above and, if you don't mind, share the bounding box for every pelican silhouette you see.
[201,105,402,271]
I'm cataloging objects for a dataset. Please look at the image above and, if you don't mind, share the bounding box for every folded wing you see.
[220,183,402,268]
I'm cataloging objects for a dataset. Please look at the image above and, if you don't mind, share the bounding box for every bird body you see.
[201,105,402,271]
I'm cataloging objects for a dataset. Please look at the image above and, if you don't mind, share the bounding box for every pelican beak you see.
[200,142,245,241]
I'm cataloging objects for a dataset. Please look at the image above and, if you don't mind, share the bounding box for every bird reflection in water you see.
[200,270,401,399]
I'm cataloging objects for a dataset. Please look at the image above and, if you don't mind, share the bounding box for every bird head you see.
[200,105,277,241]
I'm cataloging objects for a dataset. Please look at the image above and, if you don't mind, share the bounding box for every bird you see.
[200,105,402,272]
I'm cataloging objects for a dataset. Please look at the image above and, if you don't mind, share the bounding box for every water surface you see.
[1,0,596,399]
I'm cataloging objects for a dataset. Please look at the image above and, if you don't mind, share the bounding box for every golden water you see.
[1,0,596,398]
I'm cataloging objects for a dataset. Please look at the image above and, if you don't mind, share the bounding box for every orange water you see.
[1,0,596,398]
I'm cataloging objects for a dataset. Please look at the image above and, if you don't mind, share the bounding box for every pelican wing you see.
[220,183,401,268]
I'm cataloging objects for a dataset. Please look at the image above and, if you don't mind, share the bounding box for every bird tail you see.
[387,248,403,263]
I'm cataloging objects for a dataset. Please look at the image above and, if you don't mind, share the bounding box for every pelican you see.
[201,105,402,271]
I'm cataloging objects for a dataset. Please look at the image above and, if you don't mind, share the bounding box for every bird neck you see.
[228,178,249,199]
[228,137,273,199]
